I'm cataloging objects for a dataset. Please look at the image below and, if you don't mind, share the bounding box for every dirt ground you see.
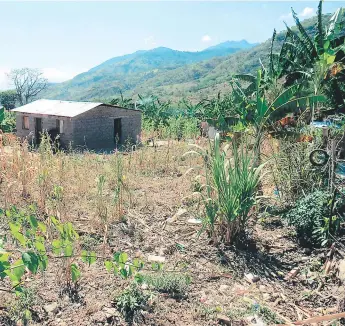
[0,136,345,326]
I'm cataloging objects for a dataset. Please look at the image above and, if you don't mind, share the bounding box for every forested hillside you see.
[43,14,332,103]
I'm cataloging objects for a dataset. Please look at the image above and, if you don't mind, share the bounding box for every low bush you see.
[284,190,343,246]
[9,288,39,325]
[115,283,150,324]
[143,272,190,298]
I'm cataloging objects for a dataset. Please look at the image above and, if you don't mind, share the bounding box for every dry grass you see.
[1,133,344,326]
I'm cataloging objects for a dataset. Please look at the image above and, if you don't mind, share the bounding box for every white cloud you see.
[42,68,80,83]
[144,35,156,47]
[300,7,314,18]
[201,35,211,42]
[280,7,315,21]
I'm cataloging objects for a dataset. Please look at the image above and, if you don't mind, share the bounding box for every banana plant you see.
[281,1,345,111]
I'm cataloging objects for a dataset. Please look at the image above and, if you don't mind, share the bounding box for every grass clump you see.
[143,272,191,298]
[186,134,265,244]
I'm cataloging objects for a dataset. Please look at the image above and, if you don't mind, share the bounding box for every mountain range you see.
[42,15,327,103]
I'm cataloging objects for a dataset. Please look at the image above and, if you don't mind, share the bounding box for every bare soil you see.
[0,137,344,326]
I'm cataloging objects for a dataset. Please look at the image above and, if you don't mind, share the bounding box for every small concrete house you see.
[13,99,141,149]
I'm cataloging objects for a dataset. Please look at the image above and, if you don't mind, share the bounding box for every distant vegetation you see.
[41,13,343,104]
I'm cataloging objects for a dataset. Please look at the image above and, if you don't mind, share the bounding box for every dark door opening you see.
[114,118,122,145]
[35,118,42,145]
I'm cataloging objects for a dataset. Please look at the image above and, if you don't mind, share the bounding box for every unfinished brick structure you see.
[13,99,141,150]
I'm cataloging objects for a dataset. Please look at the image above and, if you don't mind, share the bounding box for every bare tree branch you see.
[7,68,48,105]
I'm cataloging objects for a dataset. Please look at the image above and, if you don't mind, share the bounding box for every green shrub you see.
[115,283,150,323]
[284,190,343,246]
[9,288,39,325]
[143,272,190,298]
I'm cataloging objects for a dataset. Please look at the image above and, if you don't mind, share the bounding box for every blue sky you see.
[0,1,342,89]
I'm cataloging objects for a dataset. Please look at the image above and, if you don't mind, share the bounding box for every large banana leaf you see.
[269,29,277,77]
[315,0,324,53]
[327,8,345,39]
[291,8,317,58]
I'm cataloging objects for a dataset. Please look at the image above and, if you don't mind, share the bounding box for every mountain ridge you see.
[43,40,258,101]
[43,12,336,103]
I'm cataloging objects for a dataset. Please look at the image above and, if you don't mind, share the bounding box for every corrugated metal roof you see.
[12,99,103,117]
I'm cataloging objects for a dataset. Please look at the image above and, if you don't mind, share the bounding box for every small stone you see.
[263,293,270,301]
[91,311,107,323]
[245,273,260,283]
[102,307,118,318]
[44,302,58,314]
[141,283,148,290]
[187,218,202,224]
[168,208,188,224]
[147,255,165,263]
[284,267,300,280]
[217,314,231,325]
[219,284,229,292]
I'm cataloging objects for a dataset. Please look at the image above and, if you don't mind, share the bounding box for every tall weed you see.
[186,134,265,243]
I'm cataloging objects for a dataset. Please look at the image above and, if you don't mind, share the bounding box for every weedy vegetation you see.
[1,2,345,324]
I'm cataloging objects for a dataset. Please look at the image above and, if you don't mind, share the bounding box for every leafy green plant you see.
[284,190,343,246]
[115,282,150,324]
[8,287,39,325]
[143,272,190,298]
[0,108,16,132]
[0,206,145,296]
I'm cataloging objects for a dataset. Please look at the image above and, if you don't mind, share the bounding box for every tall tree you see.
[0,90,17,109]
[7,68,48,106]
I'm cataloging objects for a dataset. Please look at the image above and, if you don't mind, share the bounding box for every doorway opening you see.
[35,117,42,145]
[114,118,122,146]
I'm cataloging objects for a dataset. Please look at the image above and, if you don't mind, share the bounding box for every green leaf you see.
[12,232,26,247]
[104,261,113,273]
[64,243,73,257]
[22,252,39,274]
[40,255,48,270]
[38,222,47,234]
[324,40,330,50]
[132,258,143,269]
[28,215,38,230]
[0,252,10,262]
[119,252,128,264]
[326,55,336,64]
[34,241,46,254]
[120,268,128,279]
[9,222,20,234]
[8,260,25,282]
[113,252,121,263]
[81,251,97,266]
[71,263,81,282]
[52,239,62,254]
